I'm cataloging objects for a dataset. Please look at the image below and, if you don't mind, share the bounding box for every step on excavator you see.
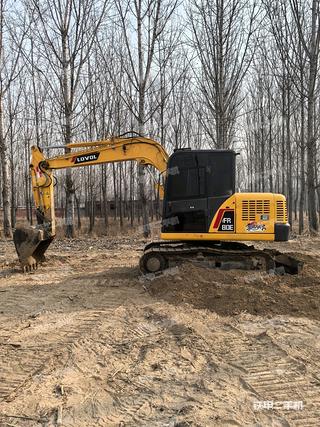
[13,133,302,274]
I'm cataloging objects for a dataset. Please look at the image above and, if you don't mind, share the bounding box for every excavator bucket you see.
[13,226,54,272]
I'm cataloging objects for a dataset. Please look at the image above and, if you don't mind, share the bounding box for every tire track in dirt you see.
[132,306,320,427]
[0,289,138,408]
[0,311,105,404]
[269,321,320,371]
[219,324,320,426]
[0,273,141,408]
[94,307,254,426]
[0,266,152,427]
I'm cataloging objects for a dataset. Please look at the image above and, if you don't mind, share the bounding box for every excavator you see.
[13,133,301,274]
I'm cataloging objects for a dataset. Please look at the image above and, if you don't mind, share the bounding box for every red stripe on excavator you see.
[213,209,225,229]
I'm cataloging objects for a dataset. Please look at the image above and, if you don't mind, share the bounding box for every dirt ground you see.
[0,234,320,427]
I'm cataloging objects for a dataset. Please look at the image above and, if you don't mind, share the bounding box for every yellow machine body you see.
[161,193,287,242]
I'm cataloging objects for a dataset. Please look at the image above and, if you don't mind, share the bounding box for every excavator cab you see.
[162,149,236,234]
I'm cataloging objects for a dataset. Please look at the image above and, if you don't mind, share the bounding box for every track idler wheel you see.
[139,252,167,274]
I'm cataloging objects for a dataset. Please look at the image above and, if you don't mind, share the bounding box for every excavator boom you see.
[14,135,168,271]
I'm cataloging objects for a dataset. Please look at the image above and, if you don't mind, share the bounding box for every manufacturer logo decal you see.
[246,221,266,232]
[72,152,100,164]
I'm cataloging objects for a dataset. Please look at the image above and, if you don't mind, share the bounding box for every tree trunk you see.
[0,0,11,238]
[306,75,319,233]
[75,194,81,230]
[0,97,12,237]
[62,21,74,238]
[112,163,117,221]
[281,80,286,196]
[101,164,108,228]
[9,114,16,229]
[306,0,319,234]
[65,168,74,237]
[299,91,305,234]
[119,163,123,229]
[286,83,293,228]
[130,162,134,227]
[138,92,150,237]
[89,193,95,233]
[268,88,273,193]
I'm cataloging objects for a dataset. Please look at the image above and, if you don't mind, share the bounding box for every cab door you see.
[162,152,208,233]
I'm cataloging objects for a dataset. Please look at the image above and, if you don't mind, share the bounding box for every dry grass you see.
[0,216,162,240]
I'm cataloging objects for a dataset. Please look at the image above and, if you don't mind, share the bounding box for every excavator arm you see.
[14,135,169,271]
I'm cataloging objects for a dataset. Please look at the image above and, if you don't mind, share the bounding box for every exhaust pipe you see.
[13,226,54,272]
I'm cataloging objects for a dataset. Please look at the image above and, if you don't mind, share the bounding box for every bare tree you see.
[189,0,258,148]
[264,0,320,233]
[289,0,320,233]
[26,0,109,237]
[113,0,179,236]
[0,0,27,237]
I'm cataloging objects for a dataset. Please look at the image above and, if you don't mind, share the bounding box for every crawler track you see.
[140,241,303,275]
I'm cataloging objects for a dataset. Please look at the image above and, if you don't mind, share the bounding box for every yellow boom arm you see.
[14,136,168,270]
[31,135,168,237]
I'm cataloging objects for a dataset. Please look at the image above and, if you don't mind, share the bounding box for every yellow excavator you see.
[13,133,301,274]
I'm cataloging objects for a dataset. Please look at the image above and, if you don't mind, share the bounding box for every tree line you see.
[0,0,319,238]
